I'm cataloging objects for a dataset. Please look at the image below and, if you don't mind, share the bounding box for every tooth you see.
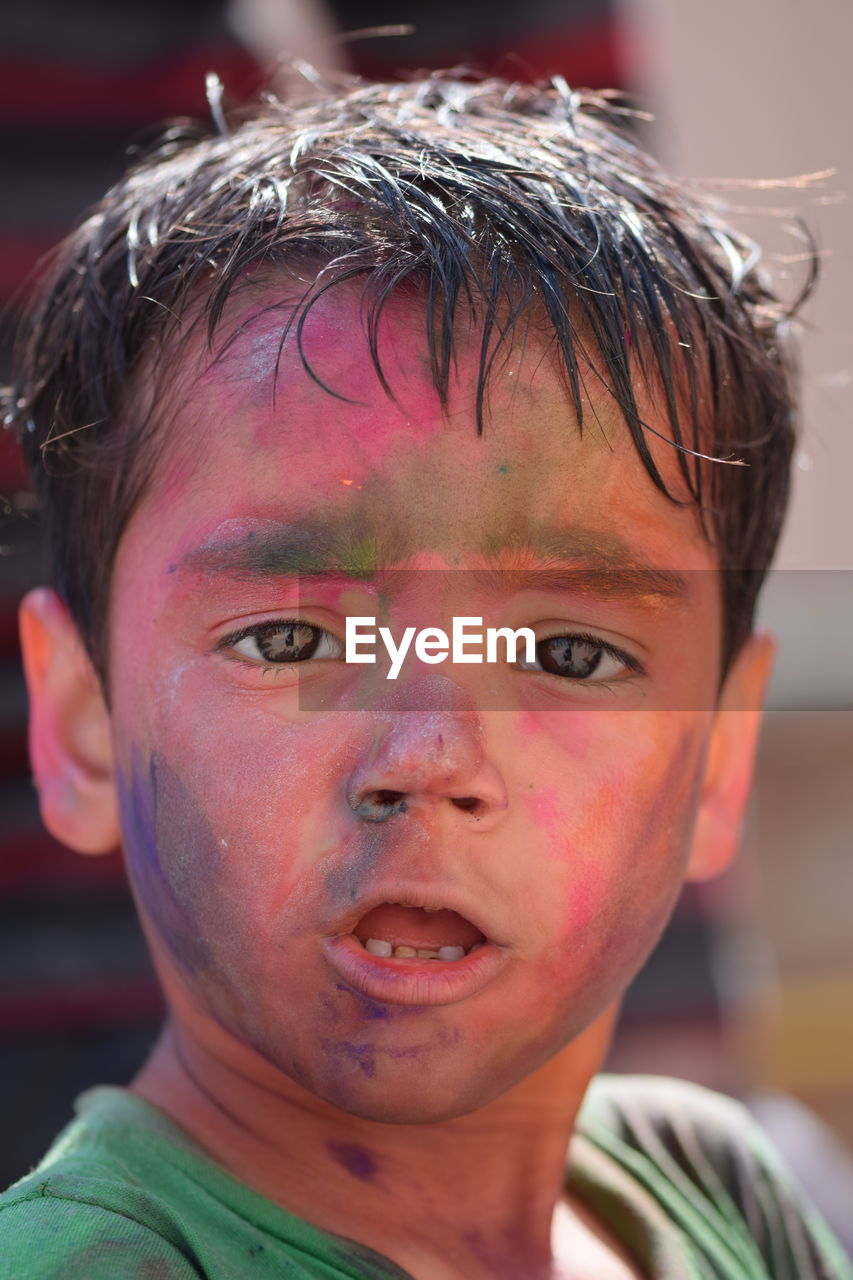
[393,946,418,958]
[418,949,440,959]
[423,906,443,913]
[438,946,465,962]
[365,938,393,957]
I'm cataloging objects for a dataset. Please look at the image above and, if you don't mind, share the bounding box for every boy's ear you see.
[686,630,775,884]
[19,587,120,855]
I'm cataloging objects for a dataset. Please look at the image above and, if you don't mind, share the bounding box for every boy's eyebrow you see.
[473,528,693,602]
[174,522,407,580]
[469,565,691,603]
[174,523,693,603]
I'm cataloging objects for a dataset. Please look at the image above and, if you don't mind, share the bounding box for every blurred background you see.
[1,0,851,1250]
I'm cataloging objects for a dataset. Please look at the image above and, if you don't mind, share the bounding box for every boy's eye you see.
[517,634,639,682]
[223,620,344,665]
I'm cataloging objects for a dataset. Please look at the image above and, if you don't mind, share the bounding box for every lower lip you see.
[323,933,509,1006]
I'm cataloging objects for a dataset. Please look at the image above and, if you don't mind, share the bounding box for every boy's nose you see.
[345,709,508,827]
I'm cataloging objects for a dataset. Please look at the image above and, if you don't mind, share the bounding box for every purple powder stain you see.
[462,1226,530,1277]
[326,1140,379,1182]
[117,748,212,977]
[334,982,390,1020]
[320,1037,376,1078]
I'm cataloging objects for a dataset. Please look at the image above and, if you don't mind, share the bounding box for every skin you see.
[20,283,774,1280]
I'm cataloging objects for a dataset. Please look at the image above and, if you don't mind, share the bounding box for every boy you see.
[3,71,850,1279]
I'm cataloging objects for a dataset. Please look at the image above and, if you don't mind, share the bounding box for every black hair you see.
[5,70,814,681]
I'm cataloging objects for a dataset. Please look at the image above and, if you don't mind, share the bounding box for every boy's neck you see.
[132,1007,636,1279]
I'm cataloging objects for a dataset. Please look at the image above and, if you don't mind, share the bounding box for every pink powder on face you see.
[523,784,566,855]
[517,711,541,741]
[559,867,601,933]
[523,712,711,1016]
[193,285,499,467]
[517,709,591,760]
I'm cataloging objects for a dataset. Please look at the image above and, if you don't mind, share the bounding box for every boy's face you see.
[102,285,743,1122]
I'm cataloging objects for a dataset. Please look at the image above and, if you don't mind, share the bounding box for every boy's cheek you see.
[113,742,319,1040]
[516,714,708,932]
[514,740,705,1042]
[516,710,708,850]
[110,675,408,965]
[116,749,226,981]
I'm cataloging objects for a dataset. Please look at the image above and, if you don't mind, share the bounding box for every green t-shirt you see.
[0,1074,849,1279]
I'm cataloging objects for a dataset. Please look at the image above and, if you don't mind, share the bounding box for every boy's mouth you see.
[351,903,487,961]
[325,895,507,1004]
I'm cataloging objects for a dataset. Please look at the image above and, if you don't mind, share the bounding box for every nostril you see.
[375,790,406,806]
[350,790,409,822]
[451,795,481,814]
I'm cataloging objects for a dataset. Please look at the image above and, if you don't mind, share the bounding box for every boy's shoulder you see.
[574,1073,852,1279]
[0,1086,410,1280]
[0,1086,205,1279]
[0,1174,200,1280]
[579,1068,770,1156]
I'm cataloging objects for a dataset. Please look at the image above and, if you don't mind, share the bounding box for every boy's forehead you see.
[187,282,575,429]
[147,281,713,574]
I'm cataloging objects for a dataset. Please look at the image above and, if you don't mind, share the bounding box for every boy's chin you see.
[310,1073,508,1125]
[292,1042,553,1126]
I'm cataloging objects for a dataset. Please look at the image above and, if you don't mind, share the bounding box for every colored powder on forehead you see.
[338,534,384,579]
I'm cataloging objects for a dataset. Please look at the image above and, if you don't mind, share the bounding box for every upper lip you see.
[327,884,503,946]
